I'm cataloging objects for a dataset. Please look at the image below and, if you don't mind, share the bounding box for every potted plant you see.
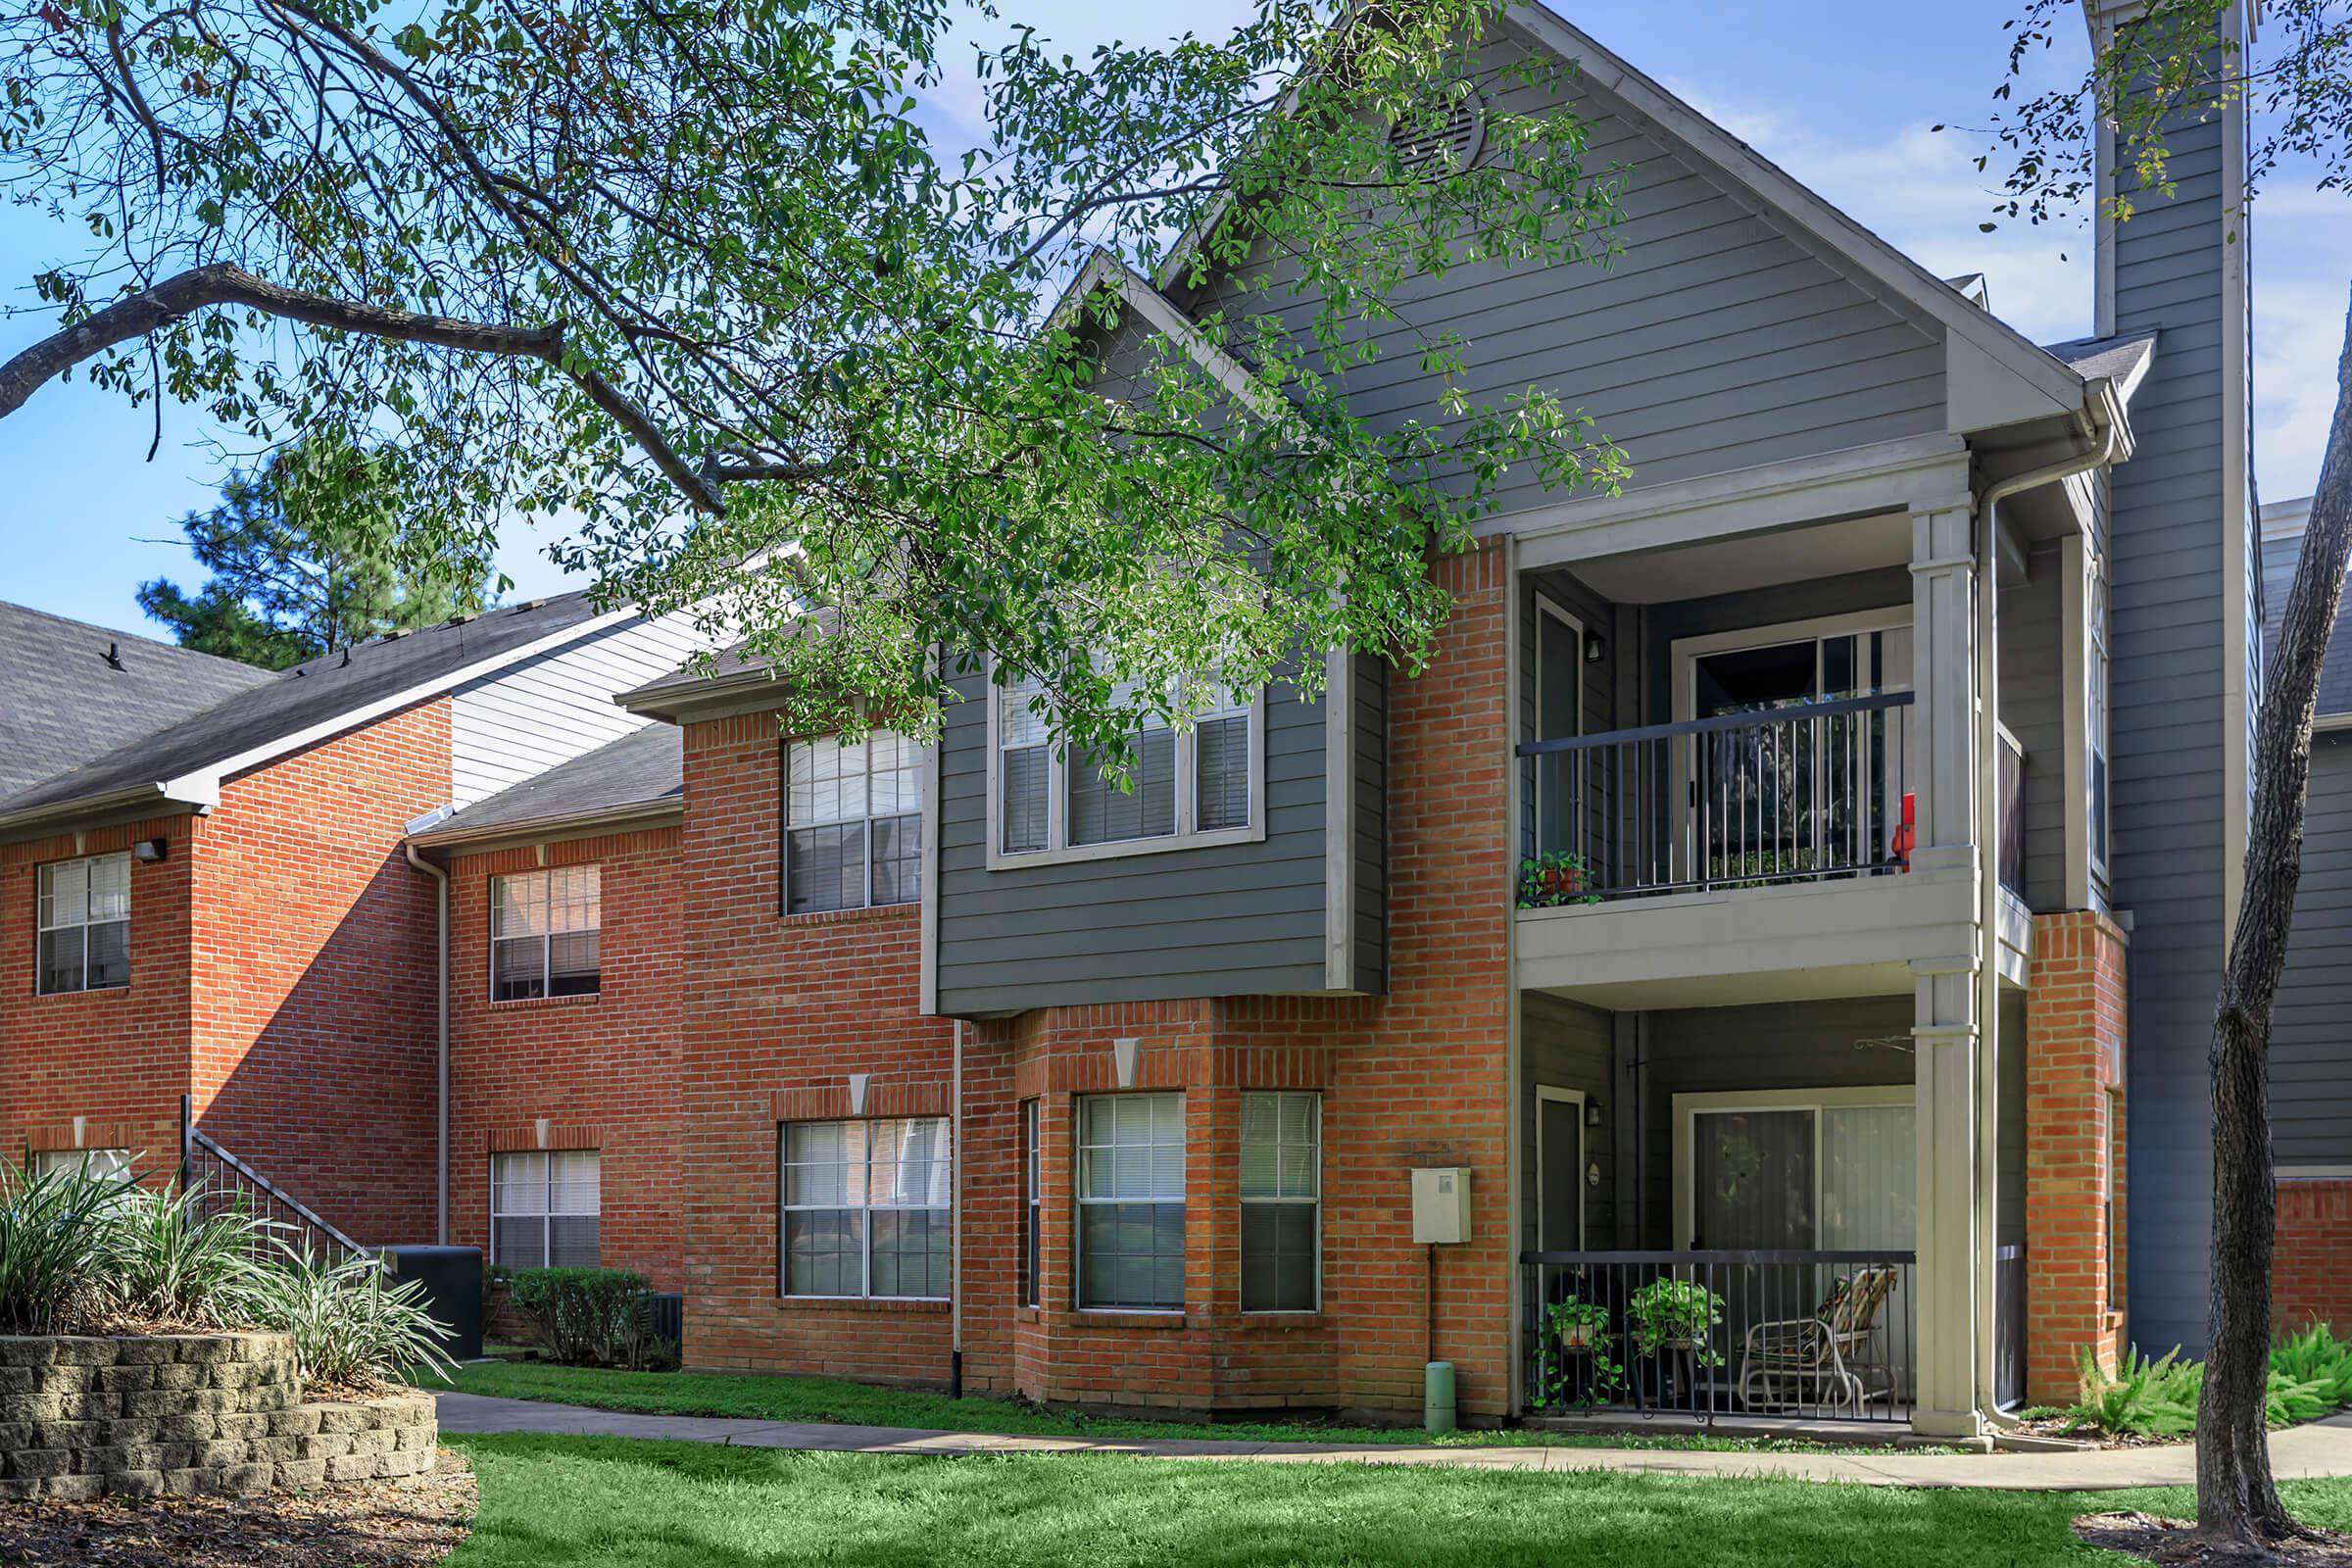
[1517,850,1603,909]
[1546,1297,1609,1352]
[1626,1277,1725,1368]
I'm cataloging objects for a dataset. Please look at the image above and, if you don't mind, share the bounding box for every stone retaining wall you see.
[0,1332,437,1499]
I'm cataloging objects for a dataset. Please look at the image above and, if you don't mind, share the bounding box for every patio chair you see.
[1736,1263,1900,1416]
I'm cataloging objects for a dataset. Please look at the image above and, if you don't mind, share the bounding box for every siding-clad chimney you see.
[2084,0,2259,1359]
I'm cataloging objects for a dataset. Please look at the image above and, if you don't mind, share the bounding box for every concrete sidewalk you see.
[434,1392,2352,1492]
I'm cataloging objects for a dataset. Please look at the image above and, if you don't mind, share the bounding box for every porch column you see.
[1909,503,1987,1438]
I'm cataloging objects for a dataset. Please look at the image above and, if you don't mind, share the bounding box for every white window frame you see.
[1669,1085,1913,1251]
[35,852,130,996]
[489,1151,602,1270]
[1240,1090,1322,1315]
[1669,607,1916,724]
[1073,1092,1187,1313]
[984,661,1268,870]
[488,866,602,1002]
[780,730,924,915]
[1019,1099,1041,1309]
[778,1117,954,1301]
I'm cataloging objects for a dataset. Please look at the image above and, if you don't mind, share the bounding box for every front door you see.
[1537,1087,1584,1254]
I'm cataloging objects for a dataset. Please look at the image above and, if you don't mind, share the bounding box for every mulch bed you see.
[0,1449,472,1568]
[2076,1512,2352,1566]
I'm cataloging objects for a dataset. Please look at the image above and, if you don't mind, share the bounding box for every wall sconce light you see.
[131,838,168,863]
[1584,629,1607,664]
[1585,1100,1603,1128]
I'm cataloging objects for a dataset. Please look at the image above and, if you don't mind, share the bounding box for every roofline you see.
[0,604,644,836]
[408,798,684,854]
[1500,6,2085,414]
[616,664,787,719]
[1055,249,1279,420]
[1147,4,2085,421]
[0,783,202,848]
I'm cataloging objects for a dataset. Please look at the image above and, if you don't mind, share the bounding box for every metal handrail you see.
[178,1094,369,1262]
[1515,690,1916,758]
[1521,1249,1918,1266]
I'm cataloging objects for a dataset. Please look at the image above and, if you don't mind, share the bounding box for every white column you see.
[1908,503,1987,1439]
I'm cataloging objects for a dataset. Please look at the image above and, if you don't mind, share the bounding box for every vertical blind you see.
[780,1117,953,1298]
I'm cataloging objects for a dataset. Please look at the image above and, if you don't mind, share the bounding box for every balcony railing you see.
[1518,692,1915,903]
[1522,1250,1917,1424]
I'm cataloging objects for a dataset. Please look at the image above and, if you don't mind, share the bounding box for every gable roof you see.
[0,605,275,800]
[0,591,634,835]
[1152,5,2092,432]
[409,721,682,849]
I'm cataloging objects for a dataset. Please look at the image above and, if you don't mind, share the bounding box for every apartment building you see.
[0,1,2316,1438]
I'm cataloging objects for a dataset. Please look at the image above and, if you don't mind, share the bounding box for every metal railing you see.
[1518,692,1915,903]
[1522,1250,1917,1424]
[178,1095,369,1265]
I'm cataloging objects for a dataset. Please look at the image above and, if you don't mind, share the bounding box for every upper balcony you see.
[1509,505,2048,1009]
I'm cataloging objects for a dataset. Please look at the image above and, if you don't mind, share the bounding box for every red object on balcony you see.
[1892,793,1916,872]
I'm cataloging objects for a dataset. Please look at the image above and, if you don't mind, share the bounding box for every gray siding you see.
[2108,111,2234,1356]
[1999,545,2068,911]
[1522,995,1617,1252]
[2274,733,2352,1167]
[1174,42,1945,511]
[1638,997,1916,1246]
[933,666,1339,1014]
[1351,655,1389,996]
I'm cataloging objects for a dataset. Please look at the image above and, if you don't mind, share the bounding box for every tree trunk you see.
[2194,285,2352,1550]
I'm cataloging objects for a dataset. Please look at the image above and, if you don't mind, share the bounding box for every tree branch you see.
[0,262,728,514]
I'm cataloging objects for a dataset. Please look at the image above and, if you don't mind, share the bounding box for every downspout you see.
[405,844,451,1246]
[950,1018,965,1398]
[1969,396,2125,1425]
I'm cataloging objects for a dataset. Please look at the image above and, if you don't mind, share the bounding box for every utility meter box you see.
[1410,1166,1471,1245]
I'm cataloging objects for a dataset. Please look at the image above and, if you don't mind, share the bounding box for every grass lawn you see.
[443,1432,2352,1567]
[442,1360,1933,1452]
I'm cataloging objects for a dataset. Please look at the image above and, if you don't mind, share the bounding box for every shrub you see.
[2272,1322,2352,1407]
[2062,1345,2198,1438]
[255,1247,458,1390]
[509,1267,657,1367]
[0,1155,122,1333]
[105,1182,280,1328]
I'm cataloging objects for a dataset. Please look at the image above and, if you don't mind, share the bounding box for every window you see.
[490,867,601,1001]
[1019,1100,1041,1308]
[780,1117,952,1298]
[36,853,129,996]
[29,1148,132,1184]
[783,732,921,914]
[993,669,1259,861]
[490,1151,601,1268]
[2087,561,2113,877]
[1075,1093,1185,1310]
[1241,1092,1320,1312]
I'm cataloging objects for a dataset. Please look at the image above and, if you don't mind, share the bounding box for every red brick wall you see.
[187,700,450,1245]
[674,710,965,1384]
[2025,909,2131,1402]
[666,542,1518,1421]
[2277,1179,2352,1333]
[0,813,197,1176]
[446,824,684,1288]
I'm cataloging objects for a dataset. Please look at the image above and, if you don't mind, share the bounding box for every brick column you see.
[2024,909,2130,1403]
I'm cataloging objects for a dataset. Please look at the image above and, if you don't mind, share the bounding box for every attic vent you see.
[1388,93,1485,172]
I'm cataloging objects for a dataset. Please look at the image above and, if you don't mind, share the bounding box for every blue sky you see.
[0,1,2339,636]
